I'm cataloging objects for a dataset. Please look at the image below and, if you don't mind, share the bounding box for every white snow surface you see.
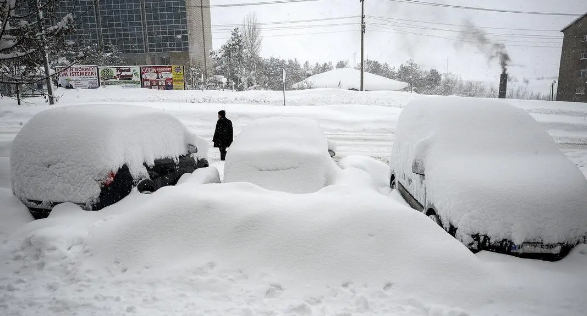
[339,155,392,194]
[224,117,338,193]
[392,98,587,245]
[1,88,587,315]
[176,166,221,186]
[10,104,208,204]
[0,188,33,236]
[293,68,409,91]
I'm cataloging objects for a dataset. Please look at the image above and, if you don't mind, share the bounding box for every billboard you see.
[57,65,99,89]
[99,66,140,86]
[141,65,184,90]
[172,65,185,90]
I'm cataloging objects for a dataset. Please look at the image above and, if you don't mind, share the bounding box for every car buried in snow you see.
[11,105,209,219]
[389,98,587,260]
[224,117,337,194]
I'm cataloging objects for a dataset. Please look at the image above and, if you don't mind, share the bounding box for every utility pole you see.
[36,0,54,105]
[282,68,286,106]
[360,0,365,91]
[200,0,208,82]
[551,80,556,101]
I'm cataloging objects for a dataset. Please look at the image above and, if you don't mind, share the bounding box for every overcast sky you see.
[211,0,587,91]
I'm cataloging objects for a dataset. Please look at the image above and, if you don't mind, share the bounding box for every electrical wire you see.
[367,15,562,33]
[187,0,319,9]
[382,0,583,17]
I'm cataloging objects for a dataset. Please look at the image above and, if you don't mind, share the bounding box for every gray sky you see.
[211,0,587,91]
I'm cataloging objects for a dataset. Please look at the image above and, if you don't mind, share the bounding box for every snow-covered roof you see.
[11,105,207,204]
[224,117,337,193]
[392,98,587,245]
[561,12,587,32]
[292,68,408,91]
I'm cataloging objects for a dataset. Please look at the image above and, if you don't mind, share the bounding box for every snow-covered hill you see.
[292,68,409,91]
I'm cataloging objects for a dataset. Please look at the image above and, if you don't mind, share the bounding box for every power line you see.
[187,0,319,9]
[383,0,582,17]
[214,28,359,40]
[212,20,561,44]
[368,28,560,48]
[212,15,359,27]
[367,15,562,33]
[215,27,560,49]
[367,21,562,41]
[212,22,360,32]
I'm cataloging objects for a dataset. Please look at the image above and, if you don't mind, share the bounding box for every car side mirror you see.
[412,159,425,176]
[187,144,198,154]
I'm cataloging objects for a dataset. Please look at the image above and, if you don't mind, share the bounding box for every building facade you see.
[59,0,212,70]
[557,13,587,103]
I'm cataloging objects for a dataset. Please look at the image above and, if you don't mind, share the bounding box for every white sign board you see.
[57,65,99,89]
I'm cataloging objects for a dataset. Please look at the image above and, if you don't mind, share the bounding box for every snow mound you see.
[293,68,409,91]
[176,166,220,185]
[392,97,587,245]
[0,188,33,235]
[10,105,208,205]
[339,155,391,194]
[78,182,489,294]
[224,117,338,193]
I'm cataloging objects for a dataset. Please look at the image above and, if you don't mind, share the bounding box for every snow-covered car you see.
[390,98,587,260]
[224,117,337,193]
[11,105,209,219]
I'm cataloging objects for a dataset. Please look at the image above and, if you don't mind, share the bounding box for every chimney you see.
[498,72,507,99]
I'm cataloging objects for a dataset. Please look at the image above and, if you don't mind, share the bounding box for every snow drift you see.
[224,117,338,193]
[293,68,409,91]
[391,98,587,245]
[10,105,208,205]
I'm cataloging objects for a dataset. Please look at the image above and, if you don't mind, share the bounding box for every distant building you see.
[58,0,212,70]
[557,12,587,103]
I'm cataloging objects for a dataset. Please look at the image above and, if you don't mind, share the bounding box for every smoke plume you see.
[458,20,511,73]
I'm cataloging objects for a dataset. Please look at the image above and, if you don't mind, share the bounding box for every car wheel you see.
[389,174,396,189]
[328,149,335,158]
[196,158,209,168]
[429,214,441,225]
[426,209,441,226]
[137,179,157,194]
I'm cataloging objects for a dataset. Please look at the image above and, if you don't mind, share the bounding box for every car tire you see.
[196,158,209,168]
[328,149,335,158]
[389,174,396,189]
[426,209,441,227]
[429,214,441,225]
[137,179,157,194]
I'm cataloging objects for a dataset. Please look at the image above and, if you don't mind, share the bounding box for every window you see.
[582,35,587,42]
[581,52,587,60]
[580,69,587,77]
[576,87,586,95]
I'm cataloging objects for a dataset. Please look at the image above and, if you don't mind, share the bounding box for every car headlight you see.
[187,144,198,154]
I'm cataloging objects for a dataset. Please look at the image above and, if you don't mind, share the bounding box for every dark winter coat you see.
[213,117,233,148]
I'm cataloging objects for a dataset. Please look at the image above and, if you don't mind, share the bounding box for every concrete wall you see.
[186,0,213,75]
[557,14,587,103]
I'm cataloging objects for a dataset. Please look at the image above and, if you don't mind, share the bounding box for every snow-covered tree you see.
[211,28,245,90]
[0,0,74,103]
[335,60,349,68]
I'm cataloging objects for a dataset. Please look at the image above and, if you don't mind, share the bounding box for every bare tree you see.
[241,12,262,87]
[242,12,262,59]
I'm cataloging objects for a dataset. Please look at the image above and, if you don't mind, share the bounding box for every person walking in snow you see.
[213,110,233,161]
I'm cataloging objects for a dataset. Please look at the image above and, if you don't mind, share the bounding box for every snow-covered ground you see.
[1,87,587,316]
[292,68,408,91]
